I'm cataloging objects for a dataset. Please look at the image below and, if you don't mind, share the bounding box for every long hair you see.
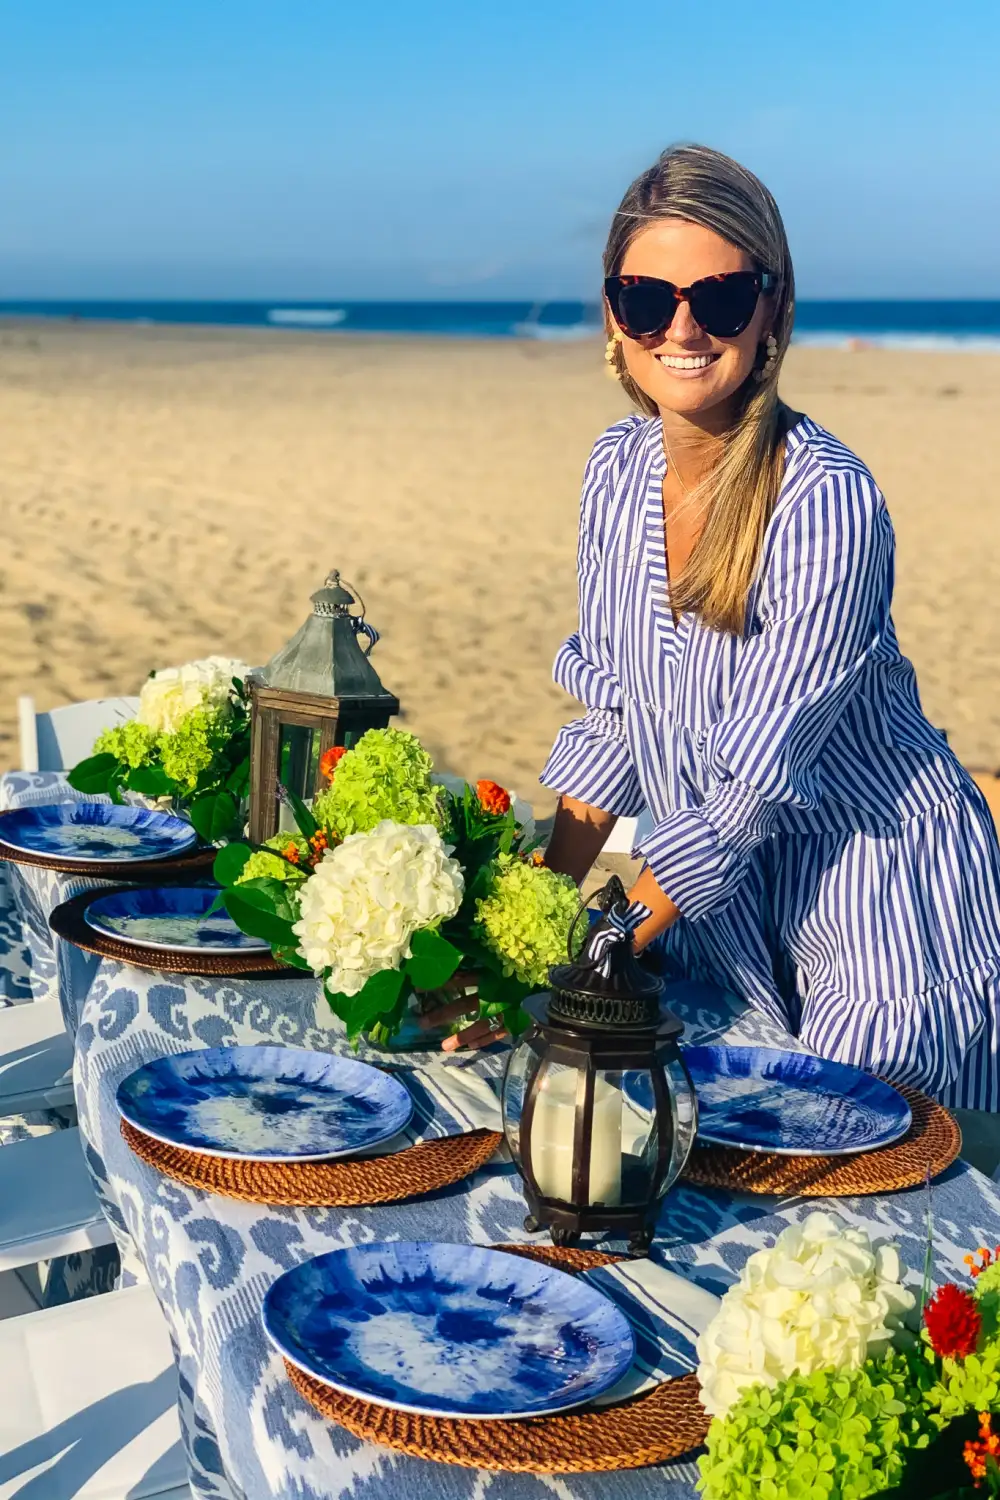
[604,144,795,634]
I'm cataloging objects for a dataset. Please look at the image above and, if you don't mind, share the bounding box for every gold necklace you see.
[661,435,693,495]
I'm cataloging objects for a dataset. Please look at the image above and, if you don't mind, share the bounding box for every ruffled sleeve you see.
[541,419,646,818]
[639,466,895,920]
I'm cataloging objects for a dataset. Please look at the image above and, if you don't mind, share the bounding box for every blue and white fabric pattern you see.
[69,960,1000,1500]
[543,413,1000,1109]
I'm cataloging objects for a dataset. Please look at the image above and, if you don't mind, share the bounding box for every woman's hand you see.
[414,973,511,1052]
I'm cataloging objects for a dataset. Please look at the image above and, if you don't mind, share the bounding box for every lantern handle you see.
[338,576,381,657]
[565,874,629,962]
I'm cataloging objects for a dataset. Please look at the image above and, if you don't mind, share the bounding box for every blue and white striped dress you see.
[542,412,1000,1109]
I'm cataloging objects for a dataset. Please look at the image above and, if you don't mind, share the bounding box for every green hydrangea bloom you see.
[971,1259,1000,1342]
[312,728,446,838]
[94,720,158,771]
[924,1334,1000,1422]
[157,707,230,793]
[697,1351,940,1500]
[474,855,580,988]
[237,834,310,885]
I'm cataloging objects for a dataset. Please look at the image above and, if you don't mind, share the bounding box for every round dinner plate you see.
[683,1045,912,1157]
[262,1241,636,1420]
[85,886,269,954]
[116,1045,414,1161]
[0,804,198,864]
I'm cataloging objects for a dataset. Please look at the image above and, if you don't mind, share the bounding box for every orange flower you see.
[307,830,329,868]
[476,779,511,816]
[281,842,301,866]
[964,1413,1000,1486]
[319,745,347,781]
[530,850,545,867]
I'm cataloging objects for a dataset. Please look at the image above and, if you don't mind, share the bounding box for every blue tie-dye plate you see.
[262,1241,636,1419]
[117,1045,413,1161]
[0,804,198,864]
[85,886,269,954]
[683,1045,912,1156]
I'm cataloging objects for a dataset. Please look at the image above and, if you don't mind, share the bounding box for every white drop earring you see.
[755,333,779,382]
[604,330,624,379]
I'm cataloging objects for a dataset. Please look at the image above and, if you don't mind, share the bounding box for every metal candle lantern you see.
[501,877,698,1255]
[248,570,399,844]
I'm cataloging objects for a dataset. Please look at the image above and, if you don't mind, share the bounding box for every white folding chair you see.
[17,697,140,775]
[0,1283,187,1500]
[0,999,74,1116]
[0,1128,113,1272]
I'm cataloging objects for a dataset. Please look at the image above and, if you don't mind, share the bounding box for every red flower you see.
[924,1281,982,1358]
[319,745,347,782]
[476,779,511,816]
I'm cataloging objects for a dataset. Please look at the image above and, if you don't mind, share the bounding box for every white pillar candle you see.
[530,1069,622,1206]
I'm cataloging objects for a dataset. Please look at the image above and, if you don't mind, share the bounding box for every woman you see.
[536,144,1000,1158]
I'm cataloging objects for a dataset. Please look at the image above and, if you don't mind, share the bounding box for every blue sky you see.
[1,0,998,300]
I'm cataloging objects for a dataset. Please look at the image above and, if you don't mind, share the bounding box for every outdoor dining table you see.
[7,769,1000,1498]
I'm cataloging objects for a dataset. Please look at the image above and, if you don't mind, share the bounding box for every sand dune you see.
[0,320,997,819]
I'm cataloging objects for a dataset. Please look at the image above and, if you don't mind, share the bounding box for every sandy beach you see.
[0,320,997,821]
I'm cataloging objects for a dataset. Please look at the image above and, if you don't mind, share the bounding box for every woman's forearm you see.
[543,794,618,886]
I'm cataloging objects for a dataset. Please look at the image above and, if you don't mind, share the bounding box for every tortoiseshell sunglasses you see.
[605,270,777,340]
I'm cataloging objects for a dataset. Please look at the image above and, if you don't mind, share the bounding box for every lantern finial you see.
[548,877,664,1029]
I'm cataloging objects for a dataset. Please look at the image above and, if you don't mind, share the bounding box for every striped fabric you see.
[542,413,1000,1109]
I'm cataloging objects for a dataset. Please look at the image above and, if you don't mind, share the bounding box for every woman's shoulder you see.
[778,412,887,521]
[584,412,657,477]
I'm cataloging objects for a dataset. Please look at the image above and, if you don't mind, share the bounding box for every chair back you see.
[18,695,140,772]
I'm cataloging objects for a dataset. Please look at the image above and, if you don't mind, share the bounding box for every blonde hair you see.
[605,144,795,634]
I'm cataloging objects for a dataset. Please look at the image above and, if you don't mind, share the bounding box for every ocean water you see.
[2,298,1000,350]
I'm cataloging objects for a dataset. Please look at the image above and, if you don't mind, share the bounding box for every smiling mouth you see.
[655,353,720,371]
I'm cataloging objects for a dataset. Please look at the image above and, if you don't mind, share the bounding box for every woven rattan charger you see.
[121,1115,503,1206]
[682,1080,961,1196]
[285,1242,709,1473]
[50,887,288,977]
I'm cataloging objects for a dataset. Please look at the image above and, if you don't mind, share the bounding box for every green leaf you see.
[342,968,406,1040]
[405,928,463,991]
[221,890,298,948]
[225,757,250,796]
[213,841,252,887]
[273,945,312,972]
[125,764,174,796]
[189,790,241,844]
[67,753,118,795]
[281,784,319,839]
[477,969,530,1010]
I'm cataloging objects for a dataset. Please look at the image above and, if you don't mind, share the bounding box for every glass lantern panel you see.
[277,724,321,831]
[663,1053,698,1193]
[617,1069,661,1205]
[500,1034,545,1168]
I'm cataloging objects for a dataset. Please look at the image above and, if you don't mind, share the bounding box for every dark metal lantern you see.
[501,876,697,1255]
[248,570,399,843]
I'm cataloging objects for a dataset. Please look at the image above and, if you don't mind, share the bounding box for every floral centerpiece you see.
[212,726,580,1044]
[68,656,251,842]
[696,1211,1000,1499]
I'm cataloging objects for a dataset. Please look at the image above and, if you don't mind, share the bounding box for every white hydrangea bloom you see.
[292,819,464,994]
[696,1210,916,1418]
[138,655,249,734]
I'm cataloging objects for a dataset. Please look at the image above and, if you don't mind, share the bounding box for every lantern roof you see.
[259,569,396,700]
